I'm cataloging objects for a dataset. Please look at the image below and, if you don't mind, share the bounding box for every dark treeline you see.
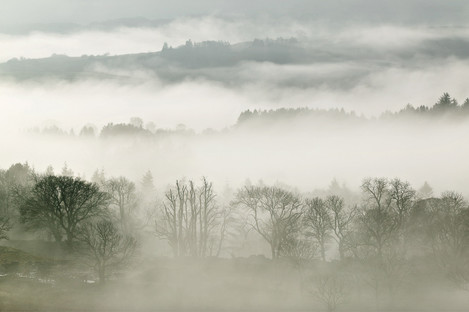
[28,93,469,139]
[159,38,307,67]
[29,117,197,139]
[238,92,469,125]
[1,162,468,310]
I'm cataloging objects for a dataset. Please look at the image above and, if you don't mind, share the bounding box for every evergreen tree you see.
[418,181,433,199]
[141,170,155,194]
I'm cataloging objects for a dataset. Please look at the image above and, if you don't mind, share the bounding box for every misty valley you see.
[1,96,469,310]
[3,1,469,311]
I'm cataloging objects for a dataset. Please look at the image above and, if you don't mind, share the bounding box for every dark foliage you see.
[19,175,110,247]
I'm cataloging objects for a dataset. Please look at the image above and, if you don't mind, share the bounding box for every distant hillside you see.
[2,36,469,83]
[0,38,315,81]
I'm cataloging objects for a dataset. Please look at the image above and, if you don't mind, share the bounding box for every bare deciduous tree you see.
[233,185,302,259]
[213,204,236,257]
[0,163,34,227]
[310,273,348,312]
[19,175,109,247]
[426,191,469,283]
[155,180,187,257]
[106,177,138,233]
[389,178,416,227]
[197,177,218,257]
[155,178,227,257]
[358,178,398,259]
[303,197,332,261]
[78,220,137,284]
[326,195,356,260]
[281,236,317,265]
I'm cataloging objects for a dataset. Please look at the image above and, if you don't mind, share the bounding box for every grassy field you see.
[1,244,469,311]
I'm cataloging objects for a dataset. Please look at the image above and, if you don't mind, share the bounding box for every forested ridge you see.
[3,35,469,82]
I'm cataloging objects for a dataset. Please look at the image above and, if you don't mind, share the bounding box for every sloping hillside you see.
[0,245,53,265]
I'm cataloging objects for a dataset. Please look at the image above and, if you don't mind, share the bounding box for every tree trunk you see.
[65,229,74,250]
[338,241,344,261]
[321,242,326,261]
[99,264,106,285]
[119,203,126,233]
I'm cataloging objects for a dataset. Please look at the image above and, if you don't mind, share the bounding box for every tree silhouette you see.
[156,178,226,258]
[78,220,137,284]
[357,178,398,259]
[418,181,433,199]
[327,195,356,260]
[234,185,302,259]
[19,175,110,247]
[303,197,332,261]
[106,177,138,234]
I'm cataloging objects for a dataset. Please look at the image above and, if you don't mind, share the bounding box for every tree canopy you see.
[19,175,110,247]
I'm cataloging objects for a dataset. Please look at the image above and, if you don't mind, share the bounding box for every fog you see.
[2,55,469,192]
[1,54,469,192]
[2,2,469,311]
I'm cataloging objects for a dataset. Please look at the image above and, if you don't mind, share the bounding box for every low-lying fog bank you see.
[1,109,468,196]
